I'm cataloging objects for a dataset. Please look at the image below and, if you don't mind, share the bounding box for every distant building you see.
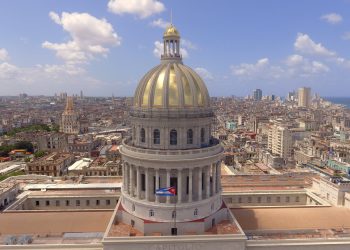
[26,152,75,177]
[37,132,68,152]
[253,89,262,101]
[298,87,311,107]
[60,97,80,135]
[268,124,292,159]
[226,121,237,131]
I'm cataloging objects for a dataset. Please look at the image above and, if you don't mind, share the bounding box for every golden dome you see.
[164,24,180,37]
[133,62,210,109]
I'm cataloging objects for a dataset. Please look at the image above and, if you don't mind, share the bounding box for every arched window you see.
[149,209,155,217]
[140,128,145,143]
[153,129,160,144]
[172,210,176,219]
[187,129,193,144]
[170,129,177,145]
[201,128,205,143]
[194,208,198,216]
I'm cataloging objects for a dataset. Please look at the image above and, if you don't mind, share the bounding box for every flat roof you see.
[0,210,113,235]
[231,207,350,231]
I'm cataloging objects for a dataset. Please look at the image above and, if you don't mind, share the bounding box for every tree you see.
[34,150,46,158]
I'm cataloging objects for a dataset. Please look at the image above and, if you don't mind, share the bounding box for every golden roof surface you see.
[133,62,210,109]
[164,24,180,37]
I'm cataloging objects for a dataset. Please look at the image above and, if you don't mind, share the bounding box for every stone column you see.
[166,169,171,204]
[145,168,149,201]
[137,166,141,199]
[198,167,202,201]
[212,163,217,194]
[189,168,193,202]
[178,169,182,204]
[155,169,160,203]
[206,166,210,198]
[217,162,221,192]
[129,165,134,196]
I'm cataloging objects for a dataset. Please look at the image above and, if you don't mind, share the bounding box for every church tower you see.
[59,96,81,135]
[116,24,229,236]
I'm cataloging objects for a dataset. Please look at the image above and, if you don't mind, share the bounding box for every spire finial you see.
[170,9,173,24]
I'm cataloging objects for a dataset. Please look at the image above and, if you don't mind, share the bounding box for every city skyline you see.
[1,0,350,97]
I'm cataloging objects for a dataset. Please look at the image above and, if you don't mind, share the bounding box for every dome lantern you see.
[161,24,181,62]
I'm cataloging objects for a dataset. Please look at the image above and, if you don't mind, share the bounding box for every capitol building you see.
[116,23,230,236]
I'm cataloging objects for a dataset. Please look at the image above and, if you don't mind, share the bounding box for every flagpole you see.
[174,194,177,231]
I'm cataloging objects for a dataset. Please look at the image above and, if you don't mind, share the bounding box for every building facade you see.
[268,124,292,160]
[298,87,311,107]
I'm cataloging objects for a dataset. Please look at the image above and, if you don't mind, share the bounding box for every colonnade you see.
[122,162,221,204]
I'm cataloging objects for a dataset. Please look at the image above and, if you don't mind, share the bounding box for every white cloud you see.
[108,0,165,19]
[49,11,61,24]
[342,32,350,40]
[0,48,9,61]
[43,11,121,64]
[153,40,188,59]
[182,39,197,50]
[294,33,336,57]
[321,13,343,24]
[0,62,19,79]
[231,58,283,79]
[195,67,213,80]
[150,18,169,28]
[231,55,329,80]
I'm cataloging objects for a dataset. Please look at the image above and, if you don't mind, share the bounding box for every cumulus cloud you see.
[43,11,121,64]
[0,48,9,61]
[153,40,188,59]
[285,54,329,76]
[195,67,213,80]
[150,18,169,28]
[0,62,19,79]
[294,33,336,57]
[321,13,343,24]
[108,0,165,19]
[231,58,283,79]
[231,55,329,80]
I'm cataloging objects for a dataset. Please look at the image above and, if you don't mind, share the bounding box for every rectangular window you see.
[202,173,205,190]
[106,200,111,205]
[153,176,156,194]
[267,197,271,203]
[238,197,242,203]
[76,200,80,206]
[35,200,40,206]
[86,200,90,206]
[55,200,60,207]
[276,197,281,202]
[296,196,300,202]
[257,197,261,203]
[286,197,290,202]
[141,174,145,191]
[96,200,100,206]
[170,177,177,194]
[186,176,189,194]
[46,200,50,206]
[248,197,252,203]
[66,200,70,206]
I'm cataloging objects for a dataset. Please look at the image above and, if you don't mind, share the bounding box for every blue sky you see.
[0,0,350,97]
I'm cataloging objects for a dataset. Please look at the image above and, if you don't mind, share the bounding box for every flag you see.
[155,187,176,196]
